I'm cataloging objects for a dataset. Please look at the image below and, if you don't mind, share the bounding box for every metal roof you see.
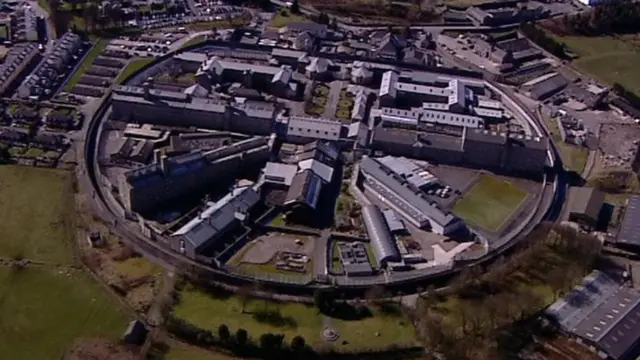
[546,271,640,360]
[360,156,460,229]
[377,155,437,189]
[362,204,400,266]
[617,195,640,247]
[382,209,406,233]
[263,162,298,186]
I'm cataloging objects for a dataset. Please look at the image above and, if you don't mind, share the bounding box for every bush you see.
[218,324,231,342]
[290,335,305,351]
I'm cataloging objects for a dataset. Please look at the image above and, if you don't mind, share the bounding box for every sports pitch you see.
[452,175,528,232]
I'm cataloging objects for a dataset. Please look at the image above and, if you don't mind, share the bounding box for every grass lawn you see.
[173,286,416,350]
[269,213,286,227]
[114,256,162,279]
[0,266,129,360]
[116,57,154,84]
[23,147,45,158]
[180,35,207,49]
[235,261,312,276]
[331,242,343,273]
[63,39,109,92]
[268,11,307,29]
[453,175,528,232]
[549,34,640,96]
[0,166,76,263]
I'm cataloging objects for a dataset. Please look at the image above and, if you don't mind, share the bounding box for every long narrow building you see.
[362,204,401,267]
[120,137,270,213]
[358,156,464,235]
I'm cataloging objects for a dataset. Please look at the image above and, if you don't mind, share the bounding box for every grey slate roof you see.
[287,116,341,141]
[617,195,640,247]
[546,271,640,360]
[567,187,604,222]
[173,185,260,250]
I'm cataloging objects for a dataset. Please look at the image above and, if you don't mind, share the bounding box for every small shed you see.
[567,187,604,228]
[123,320,148,345]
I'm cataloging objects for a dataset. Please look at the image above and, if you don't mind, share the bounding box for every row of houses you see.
[0,43,40,96]
[18,31,83,99]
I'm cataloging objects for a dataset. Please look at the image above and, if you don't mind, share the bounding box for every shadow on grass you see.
[251,309,298,329]
[324,302,373,321]
[377,302,403,317]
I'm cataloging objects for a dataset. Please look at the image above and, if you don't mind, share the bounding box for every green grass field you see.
[63,39,109,92]
[453,175,528,232]
[0,267,129,360]
[173,286,416,350]
[550,34,640,96]
[0,166,76,263]
[116,57,154,84]
[268,11,307,29]
[0,166,132,359]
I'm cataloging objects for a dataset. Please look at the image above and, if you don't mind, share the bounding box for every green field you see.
[0,266,129,360]
[268,10,307,29]
[173,286,416,350]
[116,57,154,84]
[0,166,131,359]
[0,166,76,263]
[63,39,109,92]
[550,34,640,96]
[453,175,528,232]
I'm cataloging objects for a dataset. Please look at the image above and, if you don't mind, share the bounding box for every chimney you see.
[153,149,162,164]
[160,154,170,173]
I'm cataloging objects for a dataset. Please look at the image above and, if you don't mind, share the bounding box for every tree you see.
[313,288,335,313]
[237,285,252,313]
[290,0,300,14]
[290,335,305,351]
[235,328,248,347]
[218,324,231,342]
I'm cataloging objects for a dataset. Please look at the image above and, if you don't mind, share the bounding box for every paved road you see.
[29,0,57,53]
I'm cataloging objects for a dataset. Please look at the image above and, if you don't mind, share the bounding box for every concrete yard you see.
[237,233,315,265]
[453,174,529,232]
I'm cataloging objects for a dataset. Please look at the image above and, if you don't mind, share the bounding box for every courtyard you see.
[452,175,529,232]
